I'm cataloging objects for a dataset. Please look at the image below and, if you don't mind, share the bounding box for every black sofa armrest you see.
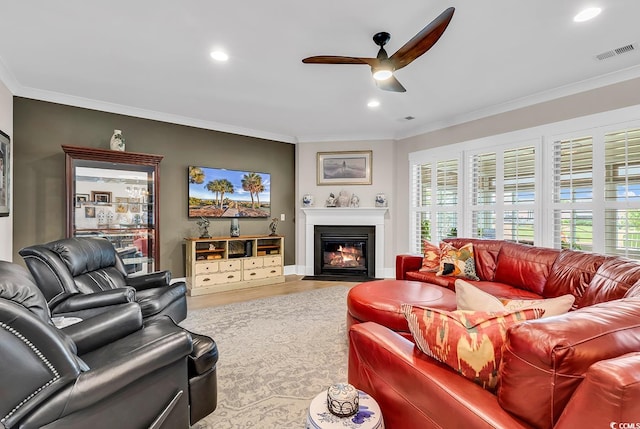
[127,270,172,290]
[62,302,143,355]
[18,318,193,429]
[52,287,137,315]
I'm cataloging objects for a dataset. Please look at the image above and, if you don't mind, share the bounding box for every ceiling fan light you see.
[372,69,393,81]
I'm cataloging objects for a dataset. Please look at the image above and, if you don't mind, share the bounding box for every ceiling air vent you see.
[596,43,636,61]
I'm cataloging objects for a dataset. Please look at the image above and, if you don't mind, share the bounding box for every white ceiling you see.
[0,1,639,144]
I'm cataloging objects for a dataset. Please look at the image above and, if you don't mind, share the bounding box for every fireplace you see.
[314,225,375,279]
[303,207,388,279]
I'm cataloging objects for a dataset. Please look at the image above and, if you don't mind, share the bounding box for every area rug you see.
[180,286,351,428]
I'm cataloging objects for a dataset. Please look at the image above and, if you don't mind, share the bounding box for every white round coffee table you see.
[306,389,384,429]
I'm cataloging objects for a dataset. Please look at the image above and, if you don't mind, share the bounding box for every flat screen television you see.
[188,166,271,218]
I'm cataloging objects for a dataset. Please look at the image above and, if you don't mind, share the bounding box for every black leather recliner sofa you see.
[19,236,187,322]
[0,260,218,428]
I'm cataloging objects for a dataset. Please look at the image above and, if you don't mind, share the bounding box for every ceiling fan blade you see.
[375,75,406,92]
[389,7,455,70]
[302,56,378,66]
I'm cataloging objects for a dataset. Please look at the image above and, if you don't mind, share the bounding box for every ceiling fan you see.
[302,7,455,92]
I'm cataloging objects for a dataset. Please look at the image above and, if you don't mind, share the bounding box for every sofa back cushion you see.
[444,238,504,281]
[578,257,640,308]
[498,298,640,429]
[624,279,640,298]
[543,249,606,304]
[493,242,560,295]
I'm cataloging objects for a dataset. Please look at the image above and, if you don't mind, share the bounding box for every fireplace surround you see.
[302,207,388,279]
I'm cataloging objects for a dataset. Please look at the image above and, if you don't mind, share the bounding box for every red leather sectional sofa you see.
[348,238,640,429]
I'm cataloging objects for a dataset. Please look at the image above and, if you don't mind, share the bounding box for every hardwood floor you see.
[186,275,360,310]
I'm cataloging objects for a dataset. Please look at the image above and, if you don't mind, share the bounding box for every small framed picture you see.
[91,191,112,204]
[84,206,96,218]
[317,150,372,185]
[75,193,89,208]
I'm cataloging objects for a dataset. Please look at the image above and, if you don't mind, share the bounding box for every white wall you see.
[0,79,12,261]
[295,140,397,277]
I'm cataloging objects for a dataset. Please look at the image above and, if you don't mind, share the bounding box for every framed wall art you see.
[317,150,372,185]
[91,191,112,204]
[75,193,89,208]
[0,130,9,216]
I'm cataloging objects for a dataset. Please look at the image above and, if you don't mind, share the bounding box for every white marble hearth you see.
[302,207,388,278]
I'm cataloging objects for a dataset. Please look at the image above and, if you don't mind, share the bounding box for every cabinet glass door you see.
[63,145,163,274]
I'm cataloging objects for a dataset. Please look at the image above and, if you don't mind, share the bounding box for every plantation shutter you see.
[552,136,594,250]
[604,128,640,257]
[409,155,461,254]
[503,146,536,244]
[470,152,497,239]
[410,162,433,252]
[436,159,459,240]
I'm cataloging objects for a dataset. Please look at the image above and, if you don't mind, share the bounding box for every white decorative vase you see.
[110,129,125,151]
[302,194,314,207]
[375,193,388,207]
[230,218,240,237]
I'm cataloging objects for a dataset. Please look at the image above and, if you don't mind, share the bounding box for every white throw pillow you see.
[455,279,575,318]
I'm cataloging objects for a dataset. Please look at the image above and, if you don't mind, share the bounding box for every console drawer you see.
[219,260,242,272]
[263,256,282,267]
[195,271,242,287]
[244,266,283,281]
[195,261,219,274]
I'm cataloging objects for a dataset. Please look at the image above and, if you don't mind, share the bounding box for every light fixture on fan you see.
[372,63,393,81]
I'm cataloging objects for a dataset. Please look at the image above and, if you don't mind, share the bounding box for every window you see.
[503,146,536,244]
[551,136,593,251]
[410,154,461,253]
[604,128,640,257]
[467,144,539,245]
[470,152,496,239]
[408,106,640,260]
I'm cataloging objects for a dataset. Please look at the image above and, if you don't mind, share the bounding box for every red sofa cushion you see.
[493,242,560,295]
[498,297,640,429]
[579,257,640,308]
[543,249,606,305]
[406,270,454,289]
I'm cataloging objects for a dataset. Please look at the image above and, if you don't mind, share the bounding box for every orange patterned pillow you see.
[402,305,544,391]
[436,242,480,280]
[419,240,441,272]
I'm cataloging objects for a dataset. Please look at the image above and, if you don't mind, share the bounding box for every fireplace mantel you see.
[302,207,388,278]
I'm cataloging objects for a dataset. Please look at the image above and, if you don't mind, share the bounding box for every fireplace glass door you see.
[322,237,367,275]
[314,225,375,279]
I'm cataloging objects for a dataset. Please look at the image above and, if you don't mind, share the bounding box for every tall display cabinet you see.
[63,145,163,274]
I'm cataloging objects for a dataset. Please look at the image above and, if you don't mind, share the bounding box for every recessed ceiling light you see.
[367,100,380,108]
[210,50,229,61]
[574,7,602,22]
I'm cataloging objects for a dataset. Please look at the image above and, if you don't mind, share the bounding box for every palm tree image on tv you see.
[189,166,271,218]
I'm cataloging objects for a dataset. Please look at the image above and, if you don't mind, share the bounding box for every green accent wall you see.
[13,97,296,275]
